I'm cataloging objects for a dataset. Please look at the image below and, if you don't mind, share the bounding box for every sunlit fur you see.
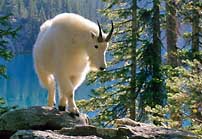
[33,13,109,113]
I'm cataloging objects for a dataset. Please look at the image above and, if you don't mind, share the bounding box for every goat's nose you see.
[99,67,105,71]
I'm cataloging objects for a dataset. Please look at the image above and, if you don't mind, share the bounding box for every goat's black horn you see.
[105,20,114,42]
[97,20,103,42]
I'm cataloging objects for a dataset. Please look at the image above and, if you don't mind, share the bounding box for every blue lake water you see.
[0,54,93,108]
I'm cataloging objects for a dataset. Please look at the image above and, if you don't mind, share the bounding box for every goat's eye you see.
[94,45,99,49]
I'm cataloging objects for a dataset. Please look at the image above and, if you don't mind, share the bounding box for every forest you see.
[0,0,201,137]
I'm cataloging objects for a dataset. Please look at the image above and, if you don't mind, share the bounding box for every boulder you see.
[0,107,199,139]
[11,124,198,139]
[56,124,198,139]
[0,106,88,138]
[10,130,102,139]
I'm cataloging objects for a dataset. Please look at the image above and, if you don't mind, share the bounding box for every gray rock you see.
[58,125,119,138]
[123,125,198,139]
[0,107,199,139]
[57,124,199,139]
[58,125,97,136]
[96,127,118,138]
[10,130,102,139]
[115,118,199,139]
[0,106,88,137]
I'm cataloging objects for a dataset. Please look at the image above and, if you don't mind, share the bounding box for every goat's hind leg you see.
[46,74,56,107]
[35,63,56,107]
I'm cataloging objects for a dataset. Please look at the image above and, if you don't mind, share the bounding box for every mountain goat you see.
[33,13,113,115]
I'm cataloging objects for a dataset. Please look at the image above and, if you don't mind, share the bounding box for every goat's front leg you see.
[57,75,79,115]
[67,90,79,115]
[58,93,67,111]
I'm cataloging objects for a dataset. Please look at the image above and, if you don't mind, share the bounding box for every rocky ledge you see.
[0,106,199,139]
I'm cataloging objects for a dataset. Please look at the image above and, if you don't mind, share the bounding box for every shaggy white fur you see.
[33,13,111,114]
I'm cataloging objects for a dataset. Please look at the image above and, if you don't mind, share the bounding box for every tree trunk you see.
[192,7,200,59]
[129,0,137,120]
[166,0,178,67]
[152,0,164,106]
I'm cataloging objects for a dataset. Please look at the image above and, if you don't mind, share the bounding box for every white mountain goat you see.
[33,13,113,115]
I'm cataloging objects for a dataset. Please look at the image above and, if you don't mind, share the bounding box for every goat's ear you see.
[91,32,97,40]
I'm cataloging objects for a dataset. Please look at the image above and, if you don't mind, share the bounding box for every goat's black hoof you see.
[58,106,66,111]
[69,112,80,118]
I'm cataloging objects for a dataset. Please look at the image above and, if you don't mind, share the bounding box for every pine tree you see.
[129,0,138,120]
[136,0,166,122]
[0,15,18,78]
[145,0,202,134]
[166,0,178,67]
[176,0,201,60]
[151,0,164,106]
[78,0,166,126]
[191,1,200,59]
[0,0,5,10]
[17,0,28,18]
[2,0,13,15]
[78,0,139,126]
[0,14,18,114]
